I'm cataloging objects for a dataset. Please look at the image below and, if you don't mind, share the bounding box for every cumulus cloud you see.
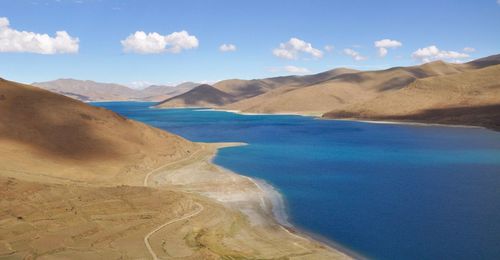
[121,30,198,54]
[374,39,402,57]
[0,17,79,54]
[219,43,236,52]
[412,45,469,63]
[343,48,367,61]
[463,47,476,53]
[273,37,323,60]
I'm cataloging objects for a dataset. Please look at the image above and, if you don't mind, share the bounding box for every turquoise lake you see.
[92,102,500,260]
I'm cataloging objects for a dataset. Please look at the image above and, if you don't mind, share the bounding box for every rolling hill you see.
[0,78,197,185]
[223,60,469,115]
[153,54,500,130]
[155,68,359,108]
[323,64,500,130]
[156,84,236,108]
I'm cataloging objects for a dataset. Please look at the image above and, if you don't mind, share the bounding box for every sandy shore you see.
[147,142,354,259]
[141,104,485,130]
[325,117,484,129]
[200,108,323,117]
[196,107,484,130]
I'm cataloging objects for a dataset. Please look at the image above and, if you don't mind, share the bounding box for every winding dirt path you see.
[143,202,204,260]
[143,146,204,187]
[142,146,205,259]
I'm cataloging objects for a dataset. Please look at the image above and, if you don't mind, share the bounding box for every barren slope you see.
[225,60,467,114]
[0,78,197,185]
[324,64,500,130]
[156,84,236,108]
[213,68,359,102]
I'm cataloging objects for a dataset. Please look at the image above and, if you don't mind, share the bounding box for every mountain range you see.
[32,79,201,102]
[28,54,500,130]
[155,54,500,130]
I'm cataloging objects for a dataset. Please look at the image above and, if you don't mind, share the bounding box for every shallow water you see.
[92,102,500,260]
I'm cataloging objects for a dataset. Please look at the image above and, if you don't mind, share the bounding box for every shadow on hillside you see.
[0,80,122,160]
[160,84,237,106]
[324,104,500,131]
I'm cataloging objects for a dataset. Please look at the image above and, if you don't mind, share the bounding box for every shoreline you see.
[210,144,364,259]
[148,141,353,259]
[111,102,489,131]
[200,107,487,130]
[201,108,322,117]
[324,117,485,129]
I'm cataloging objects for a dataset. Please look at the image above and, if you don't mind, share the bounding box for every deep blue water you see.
[92,102,500,260]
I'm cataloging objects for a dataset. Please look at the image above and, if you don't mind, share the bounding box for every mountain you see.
[156,84,236,108]
[466,54,500,69]
[31,79,201,102]
[223,60,468,115]
[139,82,201,101]
[154,68,358,109]
[153,53,500,130]
[32,78,141,102]
[138,84,174,101]
[1,78,196,185]
[323,63,500,130]
[212,68,359,103]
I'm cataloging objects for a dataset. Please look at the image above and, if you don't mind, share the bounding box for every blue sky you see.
[1,0,500,87]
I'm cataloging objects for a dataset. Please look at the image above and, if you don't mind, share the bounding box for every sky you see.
[1,0,500,87]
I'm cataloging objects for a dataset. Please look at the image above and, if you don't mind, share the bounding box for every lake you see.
[92,102,500,260]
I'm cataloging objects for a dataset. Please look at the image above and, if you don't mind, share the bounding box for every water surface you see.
[92,102,500,260]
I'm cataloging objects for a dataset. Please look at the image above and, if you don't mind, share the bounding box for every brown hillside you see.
[225,60,467,115]
[0,78,197,185]
[324,64,500,130]
[212,68,358,102]
[156,84,236,108]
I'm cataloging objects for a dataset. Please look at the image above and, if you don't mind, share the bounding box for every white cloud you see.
[121,30,198,54]
[463,47,476,52]
[219,43,236,52]
[497,0,500,5]
[343,48,367,61]
[374,39,402,57]
[324,45,334,52]
[273,37,323,60]
[412,45,469,63]
[0,17,79,54]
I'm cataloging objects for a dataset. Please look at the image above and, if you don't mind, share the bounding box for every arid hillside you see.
[156,84,236,108]
[223,60,470,115]
[155,54,499,130]
[324,64,500,130]
[0,78,197,185]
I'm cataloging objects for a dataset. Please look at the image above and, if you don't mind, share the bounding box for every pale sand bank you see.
[147,142,354,259]
[195,107,484,130]
[325,118,484,129]
[200,108,324,117]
